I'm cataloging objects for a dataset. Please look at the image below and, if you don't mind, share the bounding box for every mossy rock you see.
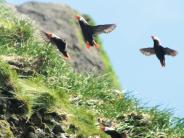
[0,61,19,93]
[0,120,14,138]
[7,98,29,115]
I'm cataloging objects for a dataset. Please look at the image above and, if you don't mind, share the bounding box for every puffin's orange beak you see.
[44,32,52,40]
[151,35,155,40]
[75,15,80,20]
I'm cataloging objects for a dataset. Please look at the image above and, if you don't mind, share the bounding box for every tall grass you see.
[0,4,183,138]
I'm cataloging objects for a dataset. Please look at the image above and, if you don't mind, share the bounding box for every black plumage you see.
[101,127,128,138]
[76,16,116,48]
[140,36,177,67]
[43,32,70,59]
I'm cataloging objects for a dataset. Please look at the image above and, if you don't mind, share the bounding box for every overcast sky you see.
[7,0,184,117]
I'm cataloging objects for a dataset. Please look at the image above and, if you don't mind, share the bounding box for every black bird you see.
[75,15,116,48]
[140,35,177,67]
[43,31,70,59]
[101,126,128,138]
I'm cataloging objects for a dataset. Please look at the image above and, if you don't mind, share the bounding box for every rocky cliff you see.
[16,2,104,73]
[0,1,183,138]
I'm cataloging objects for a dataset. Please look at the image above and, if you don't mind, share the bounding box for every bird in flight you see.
[101,126,128,138]
[75,15,116,49]
[43,31,70,59]
[140,35,177,67]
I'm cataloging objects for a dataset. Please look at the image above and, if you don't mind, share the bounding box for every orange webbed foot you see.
[63,53,71,60]
[86,42,91,49]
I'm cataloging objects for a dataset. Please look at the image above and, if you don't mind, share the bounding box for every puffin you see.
[140,35,177,67]
[43,31,70,59]
[101,126,128,138]
[75,15,116,48]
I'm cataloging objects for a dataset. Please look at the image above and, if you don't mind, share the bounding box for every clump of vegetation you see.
[0,2,183,138]
[0,61,19,92]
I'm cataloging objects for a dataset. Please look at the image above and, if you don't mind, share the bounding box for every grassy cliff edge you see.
[0,2,184,138]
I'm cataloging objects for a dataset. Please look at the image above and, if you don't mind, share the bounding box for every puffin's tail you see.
[160,60,165,67]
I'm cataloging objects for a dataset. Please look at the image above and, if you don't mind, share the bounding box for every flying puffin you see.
[43,31,70,59]
[140,35,177,67]
[101,126,128,138]
[75,15,116,48]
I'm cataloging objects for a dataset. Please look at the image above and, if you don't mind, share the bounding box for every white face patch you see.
[51,33,60,39]
[79,16,88,24]
[153,36,160,41]
[152,36,161,44]
[104,127,114,131]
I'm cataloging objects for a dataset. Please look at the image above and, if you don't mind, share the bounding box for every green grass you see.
[0,3,183,138]
[0,61,19,92]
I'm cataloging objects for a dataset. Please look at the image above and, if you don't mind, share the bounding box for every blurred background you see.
[7,0,184,117]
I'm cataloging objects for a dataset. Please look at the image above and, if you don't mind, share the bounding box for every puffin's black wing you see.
[50,37,69,58]
[164,47,177,56]
[140,48,155,56]
[105,130,122,138]
[55,40,69,58]
[92,24,116,35]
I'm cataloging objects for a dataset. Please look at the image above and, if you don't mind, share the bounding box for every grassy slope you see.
[0,3,184,138]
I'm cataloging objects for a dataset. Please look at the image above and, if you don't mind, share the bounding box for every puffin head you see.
[75,15,88,24]
[75,15,81,20]
[44,32,53,40]
[151,35,160,44]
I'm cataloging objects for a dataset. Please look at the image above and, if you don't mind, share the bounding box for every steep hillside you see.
[16,2,103,73]
[0,1,184,138]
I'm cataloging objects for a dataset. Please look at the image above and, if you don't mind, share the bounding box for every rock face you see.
[16,2,104,73]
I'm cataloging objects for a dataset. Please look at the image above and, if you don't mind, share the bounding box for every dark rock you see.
[7,98,28,115]
[42,114,54,125]
[37,108,47,116]
[52,124,65,135]
[0,98,7,114]
[30,112,43,127]
[44,124,51,134]
[25,132,38,138]
[36,128,45,137]
[47,112,66,122]
[68,124,78,133]
[27,126,35,132]
[0,87,15,97]
[21,126,38,138]
[9,116,28,136]
[76,134,84,138]
[8,115,19,126]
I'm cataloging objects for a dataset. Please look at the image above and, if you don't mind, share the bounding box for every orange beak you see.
[44,32,52,40]
[151,35,155,40]
[75,15,80,20]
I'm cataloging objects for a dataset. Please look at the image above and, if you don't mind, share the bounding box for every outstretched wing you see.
[140,48,155,56]
[92,24,116,35]
[164,47,177,56]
